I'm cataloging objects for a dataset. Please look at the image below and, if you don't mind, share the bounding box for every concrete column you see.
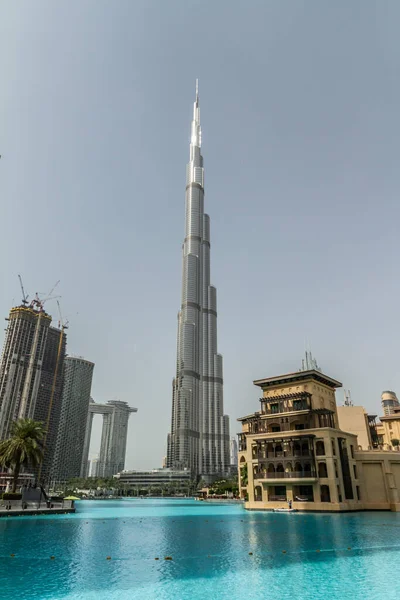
[248,458,255,502]
[99,413,111,477]
[313,483,321,503]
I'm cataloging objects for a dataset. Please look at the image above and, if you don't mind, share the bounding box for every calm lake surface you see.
[1,498,400,599]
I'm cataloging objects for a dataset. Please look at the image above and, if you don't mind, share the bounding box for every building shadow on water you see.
[1,504,400,599]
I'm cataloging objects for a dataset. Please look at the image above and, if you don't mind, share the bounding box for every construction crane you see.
[56,299,69,330]
[30,292,61,312]
[18,274,29,306]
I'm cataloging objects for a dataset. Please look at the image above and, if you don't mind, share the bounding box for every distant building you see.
[162,456,167,468]
[34,326,67,483]
[0,304,66,484]
[81,400,137,478]
[337,405,376,450]
[0,471,35,493]
[115,468,191,489]
[379,405,400,448]
[0,305,52,439]
[52,356,94,484]
[230,438,238,467]
[90,456,99,477]
[381,391,400,416]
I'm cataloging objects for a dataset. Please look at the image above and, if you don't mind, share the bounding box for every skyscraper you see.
[34,325,66,483]
[81,400,137,478]
[230,438,238,467]
[0,306,52,439]
[0,304,66,484]
[167,82,230,480]
[52,356,94,484]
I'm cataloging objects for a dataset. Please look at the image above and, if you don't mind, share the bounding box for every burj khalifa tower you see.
[167,82,230,481]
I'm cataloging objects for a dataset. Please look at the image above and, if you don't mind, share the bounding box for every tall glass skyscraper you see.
[167,82,230,481]
[52,355,94,484]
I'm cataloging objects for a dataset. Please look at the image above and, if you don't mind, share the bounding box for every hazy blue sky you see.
[1,1,400,469]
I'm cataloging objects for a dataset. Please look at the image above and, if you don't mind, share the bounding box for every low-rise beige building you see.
[337,405,378,450]
[238,368,400,512]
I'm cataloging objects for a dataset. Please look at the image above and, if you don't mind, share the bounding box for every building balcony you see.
[238,434,247,452]
[246,420,312,435]
[257,451,312,460]
[261,403,311,416]
[254,470,317,481]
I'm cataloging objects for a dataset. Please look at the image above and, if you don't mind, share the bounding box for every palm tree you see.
[0,419,45,493]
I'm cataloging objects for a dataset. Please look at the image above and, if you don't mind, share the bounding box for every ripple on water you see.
[1,499,400,600]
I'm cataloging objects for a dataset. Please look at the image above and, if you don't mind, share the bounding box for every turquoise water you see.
[1,499,400,600]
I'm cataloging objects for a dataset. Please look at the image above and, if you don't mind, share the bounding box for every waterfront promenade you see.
[1,498,400,599]
[0,504,75,517]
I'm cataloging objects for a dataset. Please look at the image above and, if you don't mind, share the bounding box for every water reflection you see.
[1,500,400,600]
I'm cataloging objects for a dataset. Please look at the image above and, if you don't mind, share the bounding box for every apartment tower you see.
[52,356,94,484]
[81,400,137,478]
[0,304,66,483]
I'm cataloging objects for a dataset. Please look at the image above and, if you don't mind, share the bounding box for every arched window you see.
[304,463,311,475]
[240,456,246,463]
[285,462,293,473]
[316,440,325,456]
[276,463,284,473]
[318,462,328,478]
[320,485,331,502]
[294,462,303,474]
[267,463,275,474]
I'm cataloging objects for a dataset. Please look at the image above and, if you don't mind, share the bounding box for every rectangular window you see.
[350,445,354,459]
[271,426,280,432]
[293,400,304,411]
[270,404,279,413]
[295,424,305,430]
[356,486,361,500]
[353,465,357,479]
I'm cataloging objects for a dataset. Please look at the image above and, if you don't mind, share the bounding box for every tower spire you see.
[191,79,201,148]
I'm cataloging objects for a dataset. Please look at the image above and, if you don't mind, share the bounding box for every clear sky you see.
[1,1,400,470]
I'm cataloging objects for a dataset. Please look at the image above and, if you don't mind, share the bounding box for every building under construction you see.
[0,284,67,484]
